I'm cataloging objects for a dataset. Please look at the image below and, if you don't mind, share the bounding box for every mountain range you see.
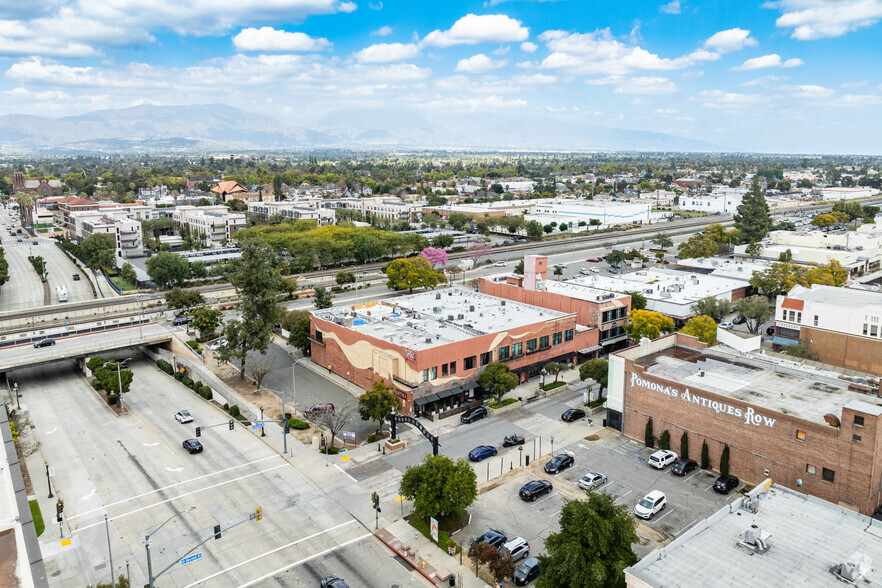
[0,103,712,153]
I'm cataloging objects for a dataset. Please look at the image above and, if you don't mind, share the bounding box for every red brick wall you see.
[800,327,882,377]
[621,357,882,514]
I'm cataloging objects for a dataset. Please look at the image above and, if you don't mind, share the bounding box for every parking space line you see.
[68,455,283,520]
[190,522,363,587]
[676,519,698,537]
[652,508,674,524]
[533,492,556,506]
[71,464,288,533]
[684,471,701,483]
[615,490,633,503]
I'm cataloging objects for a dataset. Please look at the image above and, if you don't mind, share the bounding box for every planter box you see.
[489,400,523,415]
[385,439,405,452]
[542,382,569,396]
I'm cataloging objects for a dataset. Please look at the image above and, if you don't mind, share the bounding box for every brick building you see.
[608,332,882,515]
[772,284,882,376]
[12,172,63,196]
[309,286,597,417]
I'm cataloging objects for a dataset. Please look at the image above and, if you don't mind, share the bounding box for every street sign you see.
[181,553,202,566]
[342,431,356,444]
[430,517,438,543]
[251,423,264,430]
[48,468,55,477]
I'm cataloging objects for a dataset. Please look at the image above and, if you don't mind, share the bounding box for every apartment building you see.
[172,205,246,246]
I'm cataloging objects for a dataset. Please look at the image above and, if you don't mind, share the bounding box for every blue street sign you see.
[181,553,202,566]
[251,423,264,430]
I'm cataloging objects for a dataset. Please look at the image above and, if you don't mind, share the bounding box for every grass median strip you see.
[29,500,44,536]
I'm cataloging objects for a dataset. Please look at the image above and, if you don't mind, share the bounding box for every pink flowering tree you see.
[420,247,448,268]
[468,241,492,263]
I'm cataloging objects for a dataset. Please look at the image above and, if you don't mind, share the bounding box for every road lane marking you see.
[68,454,282,520]
[189,522,364,587]
[71,464,288,531]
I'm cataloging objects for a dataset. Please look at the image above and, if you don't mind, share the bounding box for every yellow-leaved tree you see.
[680,315,718,346]
[624,309,675,341]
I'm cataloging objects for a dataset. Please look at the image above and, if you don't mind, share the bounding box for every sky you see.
[1,0,881,154]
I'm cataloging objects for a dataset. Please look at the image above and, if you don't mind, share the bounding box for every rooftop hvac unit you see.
[448,315,454,320]
[837,553,872,583]
[425,337,432,344]
[740,524,771,553]
[436,293,441,299]
[501,301,506,306]
[737,267,743,272]
[433,307,442,313]
[457,313,465,320]
[469,305,475,312]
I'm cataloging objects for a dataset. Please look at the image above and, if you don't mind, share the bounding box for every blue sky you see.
[1,0,881,153]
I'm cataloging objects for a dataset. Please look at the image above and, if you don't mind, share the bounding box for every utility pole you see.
[105,514,115,588]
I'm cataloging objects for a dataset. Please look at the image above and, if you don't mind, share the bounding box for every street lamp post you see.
[44,459,53,499]
[550,435,555,457]
[145,506,196,588]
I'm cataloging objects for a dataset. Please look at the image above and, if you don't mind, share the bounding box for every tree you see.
[217,242,283,379]
[448,212,468,230]
[734,180,773,243]
[120,262,137,286]
[247,353,276,390]
[645,417,654,448]
[272,174,283,200]
[680,431,689,460]
[420,247,448,268]
[469,542,498,579]
[543,224,554,235]
[681,315,718,345]
[745,241,764,258]
[384,256,446,293]
[749,261,850,298]
[701,440,710,469]
[313,286,334,309]
[811,213,836,230]
[146,251,189,288]
[537,493,638,588]
[677,232,719,259]
[774,220,797,231]
[605,250,627,266]
[734,295,773,334]
[399,453,478,519]
[553,266,563,277]
[526,220,544,240]
[80,233,116,269]
[190,260,207,279]
[192,305,222,335]
[579,358,609,393]
[283,310,312,354]
[514,259,524,274]
[778,249,793,262]
[651,233,673,250]
[623,291,647,311]
[310,404,356,452]
[335,271,356,285]
[690,296,731,322]
[659,430,671,450]
[358,380,403,429]
[165,287,205,312]
[478,362,520,398]
[624,309,674,341]
[487,548,516,583]
[468,241,492,263]
[720,444,730,475]
[544,361,564,383]
[430,233,454,249]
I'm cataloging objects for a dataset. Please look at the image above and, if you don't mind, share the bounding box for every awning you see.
[771,336,800,347]
[416,393,440,405]
[578,345,603,354]
[436,387,459,400]
[461,381,479,391]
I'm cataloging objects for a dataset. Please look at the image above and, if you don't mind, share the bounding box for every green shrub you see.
[107,393,119,405]
[201,389,213,400]
[174,372,183,381]
[157,359,173,374]
[645,417,655,448]
[720,444,730,476]
[193,380,203,390]
[320,446,340,455]
[367,432,377,443]
[186,340,199,349]
[223,403,230,410]
[91,379,103,391]
[701,441,710,470]
[229,405,240,417]
[680,432,689,460]
[409,515,461,556]
[288,418,309,430]
[488,403,501,409]
[501,398,518,406]
[181,377,193,388]
[588,397,605,408]
[659,430,671,450]
[541,380,566,392]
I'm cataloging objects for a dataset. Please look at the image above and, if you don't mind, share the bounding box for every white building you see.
[248,201,335,225]
[531,199,652,227]
[325,196,423,222]
[817,187,877,199]
[172,205,246,246]
[733,230,882,275]
[678,187,745,214]
[71,211,143,257]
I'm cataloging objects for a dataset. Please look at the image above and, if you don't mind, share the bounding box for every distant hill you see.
[0,103,712,153]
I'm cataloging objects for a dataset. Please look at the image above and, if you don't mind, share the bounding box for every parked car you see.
[172,316,191,326]
[671,459,698,476]
[468,445,498,462]
[182,439,203,454]
[175,410,194,424]
[590,267,600,273]
[580,268,591,275]
[561,408,586,422]
[766,326,775,336]
[503,434,525,447]
[519,480,553,501]
[732,316,746,325]
[460,406,487,424]
[32,240,38,245]
[713,474,740,494]
[320,577,350,588]
[72,273,80,281]
[577,471,607,490]
[34,338,55,348]
[719,321,733,329]
[470,529,507,550]
[16,238,22,242]
[544,453,575,474]
[494,261,507,267]
[648,449,678,469]
[208,338,227,351]
[608,268,619,274]
[502,537,531,562]
[634,491,666,519]
[304,403,335,418]
[586,257,602,262]
[553,263,567,268]
[513,557,541,586]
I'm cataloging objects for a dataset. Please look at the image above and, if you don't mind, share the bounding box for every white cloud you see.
[659,0,681,14]
[521,41,538,53]
[455,53,506,73]
[424,94,527,111]
[768,0,882,40]
[353,42,421,64]
[741,75,784,87]
[790,84,835,98]
[492,46,510,56]
[538,28,718,76]
[613,76,677,94]
[703,28,758,53]
[655,108,679,114]
[0,34,101,57]
[730,53,804,71]
[696,89,768,109]
[232,27,330,52]
[372,25,394,37]
[421,14,528,47]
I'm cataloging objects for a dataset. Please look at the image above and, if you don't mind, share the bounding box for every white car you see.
[719,322,734,329]
[494,261,507,267]
[502,537,530,562]
[580,268,591,275]
[634,491,667,520]
[577,471,608,490]
[648,449,678,469]
[208,338,226,351]
[553,263,567,268]
[175,410,194,424]
[590,267,600,273]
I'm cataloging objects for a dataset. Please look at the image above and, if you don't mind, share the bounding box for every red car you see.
[586,257,602,262]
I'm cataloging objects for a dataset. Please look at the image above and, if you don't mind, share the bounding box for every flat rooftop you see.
[629,344,882,423]
[569,268,744,307]
[627,484,882,588]
[675,257,772,281]
[312,285,572,350]
[787,283,882,307]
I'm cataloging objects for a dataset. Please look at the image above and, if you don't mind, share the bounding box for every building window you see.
[822,468,835,483]
[553,332,562,345]
[314,330,323,342]
[498,346,510,360]
[796,429,806,441]
[806,464,816,475]
[813,315,819,326]
[480,352,492,366]
[450,361,456,375]
[464,356,476,370]
[797,312,802,323]
[565,329,574,342]
[526,339,537,353]
[539,336,550,349]
[872,325,879,337]
[430,366,437,380]
[441,364,448,377]
[422,369,429,382]
[864,324,870,336]
[853,434,862,443]
[512,342,523,356]
[854,415,865,427]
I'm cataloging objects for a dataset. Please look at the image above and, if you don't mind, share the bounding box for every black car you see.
[460,406,487,424]
[519,480,553,501]
[766,326,775,336]
[34,338,55,348]
[503,434,526,447]
[320,577,350,588]
[182,439,203,454]
[671,459,698,476]
[544,453,575,474]
[513,557,540,586]
[713,474,740,494]
[732,316,746,325]
[561,408,586,422]
[470,529,507,550]
[72,273,80,281]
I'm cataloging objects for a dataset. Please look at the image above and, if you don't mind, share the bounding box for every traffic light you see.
[56,499,64,522]
[284,421,290,434]
[214,524,221,540]
[371,492,378,508]
[196,426,201,437]
[229,420,234,430]
[255,506,263,521]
